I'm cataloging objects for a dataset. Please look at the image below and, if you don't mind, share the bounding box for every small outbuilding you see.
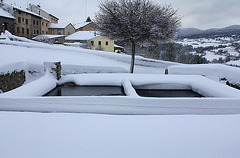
[0,7,15,34]
[49,23,75,37]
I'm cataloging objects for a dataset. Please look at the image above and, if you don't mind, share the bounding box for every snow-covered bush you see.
[33,35,54,44]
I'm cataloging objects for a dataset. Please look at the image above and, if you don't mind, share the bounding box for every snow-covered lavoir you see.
[1,32,240,158]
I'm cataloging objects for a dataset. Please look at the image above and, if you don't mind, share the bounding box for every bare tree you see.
[95,0,181,73]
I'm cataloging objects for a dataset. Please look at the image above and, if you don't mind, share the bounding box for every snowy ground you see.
[1,33,240,158]
[1,112,240,158]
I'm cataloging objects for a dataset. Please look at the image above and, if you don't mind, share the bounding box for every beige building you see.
[49,14,58,24]
[49,23,75,37]
[74,21,96,31]
[41,18,50,35]
[65,31,114,52]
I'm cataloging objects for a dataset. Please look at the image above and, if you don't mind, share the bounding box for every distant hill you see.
[178,25,240,39]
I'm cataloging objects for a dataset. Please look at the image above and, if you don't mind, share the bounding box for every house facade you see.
[41,18,50,35]
[65,31,114,52]
[49,23,75,37]
[0,7,15,34]
[89,35,114,52]
[14,7,41,38]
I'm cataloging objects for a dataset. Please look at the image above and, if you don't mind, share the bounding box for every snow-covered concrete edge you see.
[1,73,240,115]
[58,74,240,98]
[1,97,240,115]
[167,64,240,84]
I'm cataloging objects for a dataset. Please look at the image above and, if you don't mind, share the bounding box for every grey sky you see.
[5,0,240,29]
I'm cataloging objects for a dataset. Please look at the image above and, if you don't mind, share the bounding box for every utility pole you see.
[85,0,87,20]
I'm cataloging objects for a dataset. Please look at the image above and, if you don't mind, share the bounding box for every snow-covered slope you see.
[0,31,176,75]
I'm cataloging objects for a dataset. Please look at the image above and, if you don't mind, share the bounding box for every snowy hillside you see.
[177,37,240,63]
[178,25,240,39]
[0,31,175,76]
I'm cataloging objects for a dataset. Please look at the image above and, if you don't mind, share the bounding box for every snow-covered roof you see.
[0,7,15,19]
[1,2,49,20]
[13,5,42,18]
[74,22,91,29]
[49,23,72,29]
[114,44,124,48]
[65,31,100,41]
[32,35,65,39]
[49,14,59,20]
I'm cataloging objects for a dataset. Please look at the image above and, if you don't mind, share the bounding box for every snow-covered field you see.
[177,37,240,62]
[1,32,240,158]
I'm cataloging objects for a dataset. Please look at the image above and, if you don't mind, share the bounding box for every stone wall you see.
[0,70,25,93]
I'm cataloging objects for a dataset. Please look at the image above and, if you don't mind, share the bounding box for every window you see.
[42,22,44,26]
[18,17,21,23]
[36,21,39,25]
[22,28,24,34]
[34,30,36,34]
[42,30,44,34]
[51,30,54,35]
[22,18,24,22]
[46,31,48,34]
[91,41,94,45]
[27,28,29,34]
[98,41,101,45]
[17,27,20,33]
[68,32,70,35]
[106,41,109,45]
[33,20,35,25]
[46,23,48,27]
[57,30,61,35]
[37,30,39,34]
[26,19,28,24]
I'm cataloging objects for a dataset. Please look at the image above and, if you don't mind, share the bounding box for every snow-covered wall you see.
[0,62,45,93]
[0,70,25,93]
[167,64,240,87]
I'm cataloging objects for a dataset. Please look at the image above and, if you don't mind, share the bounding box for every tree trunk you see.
[130,41,136,73]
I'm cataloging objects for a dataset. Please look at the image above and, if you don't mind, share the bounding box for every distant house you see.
[27,4,56,35]
[0,7,15,34]
[65,31,114,52]
[74,21,96,31]
[27,4,59,24]
[49,23,75,37]
[0,2,42,39]
[13,6,42,38]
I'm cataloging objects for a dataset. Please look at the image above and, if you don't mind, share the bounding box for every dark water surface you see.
[44,85,203,98]
[136,89,204,98]
[44,85,125,96]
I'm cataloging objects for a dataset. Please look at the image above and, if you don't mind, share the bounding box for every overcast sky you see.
[4,0,240,30]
